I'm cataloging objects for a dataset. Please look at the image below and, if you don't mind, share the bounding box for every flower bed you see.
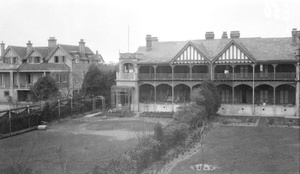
[267,118,300,128]
[213,116,259,127]
[139,112,174,118]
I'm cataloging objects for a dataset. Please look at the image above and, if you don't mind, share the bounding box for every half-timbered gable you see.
[213,41,256,64]
[171,42,209,65]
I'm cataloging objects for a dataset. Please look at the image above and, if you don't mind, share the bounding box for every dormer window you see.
[34,57,40,63]
[28,57,32,63]
[12,57,18,64]
[54,56,66,63]
[54,56,59,63]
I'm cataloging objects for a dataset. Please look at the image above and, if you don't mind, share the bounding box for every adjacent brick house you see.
[0,37,104,103]
[113,29,300,117]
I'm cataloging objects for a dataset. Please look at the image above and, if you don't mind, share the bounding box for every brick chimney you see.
[230,31,240,39]
[79,39,85,53]
[205,32,214,40]
[292,28,298,43]
[222,31,228,39]
[0,41,5,56]
[26,41,32,54]
[48,37,57,47]
[146,35,152,51]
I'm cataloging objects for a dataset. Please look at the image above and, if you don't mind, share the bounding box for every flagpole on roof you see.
[128,25,130,53]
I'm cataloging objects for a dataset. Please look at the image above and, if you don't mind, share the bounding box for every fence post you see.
[83,96,85,113]
[92,95,95,111]
[27,105,30,128]
[70,97,73,115]
[27,105,30,113]
[9,109,12,135]
[58,100,60,119]
[102,98,105,111]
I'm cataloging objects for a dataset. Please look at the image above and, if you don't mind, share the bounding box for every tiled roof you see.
[8,46,27,59]
[59,44,94,59]
[34,47,56,58]
[136,41,188,64]
[136,37,298,64]
[18,63,70,71]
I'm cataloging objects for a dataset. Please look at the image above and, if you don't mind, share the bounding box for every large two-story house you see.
[0,37,104,103]
[113,29,300,117]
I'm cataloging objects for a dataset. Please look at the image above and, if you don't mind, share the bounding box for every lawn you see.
[0,117,161,174]
[171,118,300,174]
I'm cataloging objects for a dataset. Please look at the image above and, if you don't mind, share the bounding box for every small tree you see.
[81,64,117,107]
[29,75,59,102]
[191,80,221,120]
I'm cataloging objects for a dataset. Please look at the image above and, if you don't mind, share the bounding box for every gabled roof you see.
[212,40,256,64]
[18,63,70,71]
[170,41,210,64]
[136,41,188,64]
[135,37,298,64]
[1,46,27,60]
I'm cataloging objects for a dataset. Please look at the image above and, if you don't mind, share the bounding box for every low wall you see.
[137,103,298,118]
[138,103,182,112]
[218,104,297,117]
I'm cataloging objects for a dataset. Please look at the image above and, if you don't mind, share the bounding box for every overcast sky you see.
[0,0,299,63]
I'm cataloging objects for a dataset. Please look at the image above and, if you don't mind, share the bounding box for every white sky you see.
[0,0,299,63]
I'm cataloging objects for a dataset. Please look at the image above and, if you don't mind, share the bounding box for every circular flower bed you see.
[190,163,218,171]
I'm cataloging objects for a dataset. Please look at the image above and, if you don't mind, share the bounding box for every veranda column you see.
[273,86,276,106]
[211,63,214,80]
[296,62,299,117]
[189,64,193,80]
[153,65,157,80]
[9,71,13,99]
[232,64,235,104]
[252,64,255,116]
[171,65,174,112]
[272,64,277,80]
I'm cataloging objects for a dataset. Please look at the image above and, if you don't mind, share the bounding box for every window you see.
[62,56,66,62]
[12,57,17,64]
[28,57,32,63]
[54,56,59,63]
[34,57,40,63]
[62,74,67,82]
[221,89,230,103]
[4,91,9,97]
[260,90,268,103]
[279,90,289,104]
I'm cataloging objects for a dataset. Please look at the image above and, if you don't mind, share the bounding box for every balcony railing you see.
[116,72,137,80]
[255,73,274,80]
[214,73,233,80]
[139,73,154,80]
[275,73,296,80]
[174,73,189,80]
[192,73,209,80]
[116,72,297,81]
[234,73,253,80]
[156,73,172,80]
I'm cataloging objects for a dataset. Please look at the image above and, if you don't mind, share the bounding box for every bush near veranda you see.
[190,80,221,120]
[29,75,59,102]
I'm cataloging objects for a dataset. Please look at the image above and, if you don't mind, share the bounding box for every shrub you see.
[191,80,221,120]
[91,154,136,174]
[174,103,207,130]
[163,122,190,148]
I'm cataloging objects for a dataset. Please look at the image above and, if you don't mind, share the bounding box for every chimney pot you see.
[292,28,298,43]
[26,41,33,54]
[0,41,5,56]
[205,32,214,40]
[79,39,86,53]
[230,31,240,39]
[222,31,228,39]
[146,35,152,51]
[48,37,57,47]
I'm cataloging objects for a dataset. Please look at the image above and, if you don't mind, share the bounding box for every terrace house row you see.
[113,29,300,117]
[0,37,104,103]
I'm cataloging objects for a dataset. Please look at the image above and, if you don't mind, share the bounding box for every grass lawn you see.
[0,117,159,174]
[171,118,300,174]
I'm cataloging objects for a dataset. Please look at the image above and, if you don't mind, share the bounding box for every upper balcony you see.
[116,72,137,81]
